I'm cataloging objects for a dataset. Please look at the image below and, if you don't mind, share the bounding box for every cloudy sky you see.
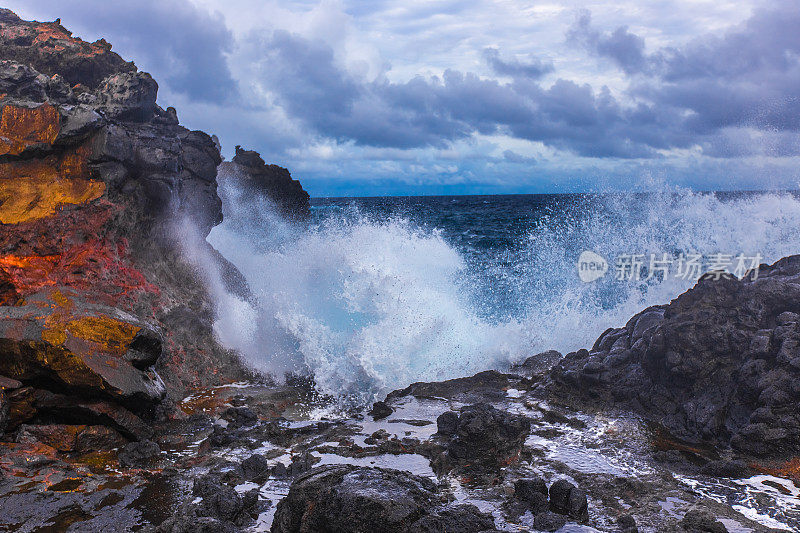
[10,1,800,196]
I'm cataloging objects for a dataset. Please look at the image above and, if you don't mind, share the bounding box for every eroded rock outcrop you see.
[548,256,800,458]
[0,288,165,407]
[0,11,249,445]
[218,146,310,220]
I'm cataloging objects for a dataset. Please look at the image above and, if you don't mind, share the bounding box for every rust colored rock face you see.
[17,423,127,453]
[0,143,106,224]
[0,103,60,155]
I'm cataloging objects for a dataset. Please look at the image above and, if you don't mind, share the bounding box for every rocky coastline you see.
[1,9,799,533]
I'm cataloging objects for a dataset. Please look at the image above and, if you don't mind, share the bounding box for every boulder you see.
[436,411,459,436]
[439,403,530,471]
[0,288,165,409]
[118,439,160,467]
[548,479,588,521]
[532,511,568,532]
[240,453,272,481]
[369,400,393,420]
[271,465,496,533]
[514,477,549,514]
[157,472,266,532]
[407,504,497,533]
[191,472,266,527]
[679,510,728,533]
[96,72,158,122]
[549,256,800,458]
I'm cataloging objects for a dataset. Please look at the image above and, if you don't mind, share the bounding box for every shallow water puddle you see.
[676,473,799,531]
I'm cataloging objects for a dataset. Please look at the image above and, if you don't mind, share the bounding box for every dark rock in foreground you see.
[118,439,161,468]
[548,256,800,458]
[514,476,549,513]
[270,465,496,533]
[548,479,588,521]
[369,400,393,420]
[154,471,266,533]
[431,403,530,473]
[679,509,728,533]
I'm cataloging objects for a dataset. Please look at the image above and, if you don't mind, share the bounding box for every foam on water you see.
[193,172,800,407]
[518,186,800,354]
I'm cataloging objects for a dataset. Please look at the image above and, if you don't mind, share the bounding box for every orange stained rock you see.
[26,425,87,453]
[71,450,120,475]
[32,24,74,45]
[40,294,141,354]
[32,24,108,57]
[0,254,60,293]
[47,477,85,493]
[0,142,105,224]
[50,288,73,310]
[753,457,800,484]
[0,104,60,156]
[180,385,234,416]
[651,428,713,459]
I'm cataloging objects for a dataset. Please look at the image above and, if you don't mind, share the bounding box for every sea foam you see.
[193,174,800,407]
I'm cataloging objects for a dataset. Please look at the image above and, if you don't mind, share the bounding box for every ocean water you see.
[194,177,800,408]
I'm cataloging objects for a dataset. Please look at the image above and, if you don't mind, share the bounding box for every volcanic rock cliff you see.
[0,10,308,445]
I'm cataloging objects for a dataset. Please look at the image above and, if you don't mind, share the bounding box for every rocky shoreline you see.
[1,9,799,533]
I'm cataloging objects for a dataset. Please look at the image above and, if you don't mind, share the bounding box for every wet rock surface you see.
[431,403,530,474]
[270,464,496,533]
[548,257,800,459]
[0,374,796,532]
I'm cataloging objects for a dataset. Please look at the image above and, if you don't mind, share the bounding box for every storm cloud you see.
[241,30,658,157]
[482,48,554,80]
[8,0,800,194]
[569,4,800,155]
